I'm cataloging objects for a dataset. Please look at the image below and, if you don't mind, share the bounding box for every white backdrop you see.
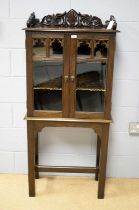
[0,0,139,177]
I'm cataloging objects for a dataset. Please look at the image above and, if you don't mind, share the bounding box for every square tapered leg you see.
[35,131,39,179]
[98,124,109,199]
[95,136,101,181]
[27,121,35,197]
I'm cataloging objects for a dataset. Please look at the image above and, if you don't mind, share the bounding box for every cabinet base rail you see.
[35,165,98,173]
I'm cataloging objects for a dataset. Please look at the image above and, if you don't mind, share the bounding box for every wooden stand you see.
[24,10,118,199]
[26,117,110,199]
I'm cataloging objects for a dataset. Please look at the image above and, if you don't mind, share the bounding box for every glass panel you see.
[77,40,91,59]
[94,40,108,58]
[49,38,63,58]
[34,90,62,111]
[33,38,63,111]
[76,61,106,112]
[76,91,104,112]
[33,38,46,59]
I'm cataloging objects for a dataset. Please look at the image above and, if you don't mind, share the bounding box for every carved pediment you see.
[27,9,117,29]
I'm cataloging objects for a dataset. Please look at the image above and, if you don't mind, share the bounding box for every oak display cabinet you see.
[24,10,118,199]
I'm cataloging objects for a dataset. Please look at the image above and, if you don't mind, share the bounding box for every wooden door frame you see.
[69,36,77,118]
[68,34,115,120]
[26,32,71,118]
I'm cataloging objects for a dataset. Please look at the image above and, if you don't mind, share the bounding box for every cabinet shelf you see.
[77,57,107,63]
[33,56,63,62]
[34,87,105,92]
[34,71,105,92]
[77,88,106,92]
[34,87,62,90]
[33,56,107,63]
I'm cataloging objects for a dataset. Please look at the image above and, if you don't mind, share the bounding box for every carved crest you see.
[27,9,117,29]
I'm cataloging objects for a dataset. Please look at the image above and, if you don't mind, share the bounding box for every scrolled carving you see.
[26,9,117,29]
[105,15,117,30]
[66,10,78,26]
[27,12,40,28]
[89,16,103,28]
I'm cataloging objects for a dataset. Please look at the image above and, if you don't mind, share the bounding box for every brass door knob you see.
[70,75,75,82]
[64,75,69,82]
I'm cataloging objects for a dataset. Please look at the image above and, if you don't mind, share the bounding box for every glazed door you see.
[69,35,111,119]
[30,34,70,117]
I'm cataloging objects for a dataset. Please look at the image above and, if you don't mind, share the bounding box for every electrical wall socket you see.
[129,122,139,134]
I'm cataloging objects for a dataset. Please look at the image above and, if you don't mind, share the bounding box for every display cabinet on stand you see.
[24,9,118,198]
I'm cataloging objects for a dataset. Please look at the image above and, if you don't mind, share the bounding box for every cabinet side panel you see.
[26,31,33,116]
[104,35,116,119]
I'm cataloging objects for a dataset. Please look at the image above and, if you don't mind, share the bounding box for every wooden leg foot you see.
[27,121,36,197]
[29,190,35,197]
[35,173,39,179]
[97,192,104,199]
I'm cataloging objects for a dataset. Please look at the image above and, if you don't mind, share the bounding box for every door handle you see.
[64,75,69,82]
[70,75,75,82]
